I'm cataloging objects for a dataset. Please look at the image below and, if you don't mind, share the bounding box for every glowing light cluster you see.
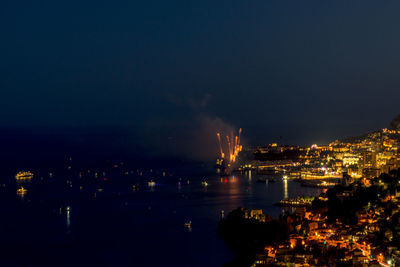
[216,128,243,164]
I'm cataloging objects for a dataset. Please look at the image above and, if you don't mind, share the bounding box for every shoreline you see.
[218,168,400,266]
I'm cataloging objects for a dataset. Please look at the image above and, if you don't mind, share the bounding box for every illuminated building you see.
[363,151,377,169]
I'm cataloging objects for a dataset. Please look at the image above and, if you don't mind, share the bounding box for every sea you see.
[0,160,322,267]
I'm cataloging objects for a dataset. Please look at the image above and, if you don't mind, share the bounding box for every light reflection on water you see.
[2,169,323,267]
[219,173,322,219]
[283,178,289,199]
[66,207,71,228]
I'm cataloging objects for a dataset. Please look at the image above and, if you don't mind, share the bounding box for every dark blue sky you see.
[1,1,400,156]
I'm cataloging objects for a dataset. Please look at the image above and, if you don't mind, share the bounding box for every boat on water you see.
[15,171,34,181]
[201,181,208,186]
[148,180,156,187]
[59,206,71,214]
[16,186,28,195]
[184,221,192,229]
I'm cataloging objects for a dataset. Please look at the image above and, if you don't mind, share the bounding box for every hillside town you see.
[248,167,400,266]
[219,122,400,267]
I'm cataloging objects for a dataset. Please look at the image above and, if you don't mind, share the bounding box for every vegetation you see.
[218,208,289,266]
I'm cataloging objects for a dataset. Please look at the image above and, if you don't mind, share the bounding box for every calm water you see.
[0,165,322,267]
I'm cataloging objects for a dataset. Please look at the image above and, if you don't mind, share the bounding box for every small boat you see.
[59,206,71,214]
[201,181,208,186]
[184,221,192,229]
[16,186,28,195]
[148,180,156,187]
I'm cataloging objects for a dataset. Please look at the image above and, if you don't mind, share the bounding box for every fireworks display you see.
[217,128,242,165]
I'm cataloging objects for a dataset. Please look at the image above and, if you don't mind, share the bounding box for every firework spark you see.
[217,128,242,164]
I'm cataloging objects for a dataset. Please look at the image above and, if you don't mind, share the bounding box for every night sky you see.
[2,1,400,159]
